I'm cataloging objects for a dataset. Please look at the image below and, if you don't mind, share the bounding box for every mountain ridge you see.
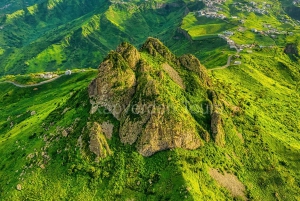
[89,38,224,156]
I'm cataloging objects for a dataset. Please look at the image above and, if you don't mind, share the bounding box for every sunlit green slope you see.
[0,39,299,200]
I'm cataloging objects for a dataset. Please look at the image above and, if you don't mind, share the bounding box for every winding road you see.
[0,75,63,88]
[209,55,233,71]
[209,46,241,71]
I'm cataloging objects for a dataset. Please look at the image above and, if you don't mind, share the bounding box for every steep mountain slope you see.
[88,38,215,156]
[0,0,300,200]
[0,0,110,74]
[0,0,204,75]
[1,0,300,75]
[0,0,46,15]
[0,39,300,200]
[0,39,224,200]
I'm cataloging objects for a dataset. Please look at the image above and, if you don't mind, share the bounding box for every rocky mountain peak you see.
[88,50,136,119]
[116,42,140,69]
[88,38,224,156]
[179,54,212,87]
[140,37,177,62]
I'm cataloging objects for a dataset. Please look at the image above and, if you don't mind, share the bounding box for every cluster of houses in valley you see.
[199,0,226,7]
[196,0,271,20]
[197,0,227,19]
[232,2,271,15]
[197,10,226,19]
[39,70,72,79]
[218,32,242,51]
[251,24,294,38]
[218,29,276,54]
[278,15,295,24]
[197,0,298,27]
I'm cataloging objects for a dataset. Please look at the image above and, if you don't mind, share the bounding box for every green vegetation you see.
[209,47,300,200]
[0,0,227,75]
[182,14,234,39]
[0,0,300,200]
[0,38,299,200]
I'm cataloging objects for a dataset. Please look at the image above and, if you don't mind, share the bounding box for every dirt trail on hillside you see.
[0,75,63,88]
[210,47,240,71]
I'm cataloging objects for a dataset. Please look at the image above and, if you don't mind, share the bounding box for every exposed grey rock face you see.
[101,121,114,140]
[116,42,140,70]
[87,122,112,161]
[88,39,223,156]
[211,111,225,146]
[209,90,225,146]
[88,50,137,120]
[136,112,202,157]
[179,54,211,87]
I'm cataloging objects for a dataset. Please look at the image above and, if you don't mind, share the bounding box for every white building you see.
[65,70,72,75]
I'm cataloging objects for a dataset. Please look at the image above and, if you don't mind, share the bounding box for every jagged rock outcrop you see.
[118,65,203,156]
[89,38,224,156]
[87,122,112,161]
[140,37,177,63]
[136,113,202,157]
[101,121,114,139]
[211,112,225,146]
[116,42,140,69]
[179,54,211,87]
[284,44,299,56]
[208,90,225,146]
[88,48,137,119]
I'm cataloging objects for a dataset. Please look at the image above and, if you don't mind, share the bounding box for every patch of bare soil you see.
[209,168,246,200]
[162,63,185,89]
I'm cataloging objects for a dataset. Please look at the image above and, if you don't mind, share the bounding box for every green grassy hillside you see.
[0,0,187,75]
[0,0,299,74]
[0,39,300,200]
[0,0,300,200]
[0,0,46,15]
[179,0,300,66]
[0,0,227,75]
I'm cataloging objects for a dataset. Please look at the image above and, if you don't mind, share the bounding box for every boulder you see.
[87,122,112,160]
[16,184,22,191]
